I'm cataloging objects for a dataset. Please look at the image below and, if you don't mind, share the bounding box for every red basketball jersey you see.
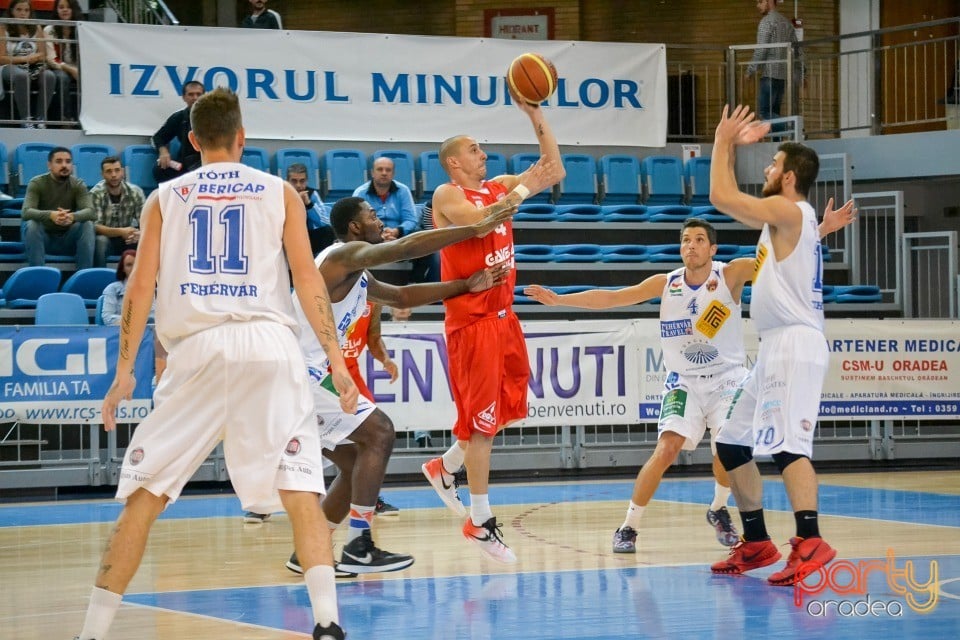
[440,181,515,332]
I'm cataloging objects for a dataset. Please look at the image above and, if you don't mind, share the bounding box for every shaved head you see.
[439,135,472,171]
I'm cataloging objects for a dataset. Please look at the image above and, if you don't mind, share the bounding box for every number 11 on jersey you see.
[189,204,249,275]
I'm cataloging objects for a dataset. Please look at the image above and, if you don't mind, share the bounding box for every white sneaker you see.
[421,457,466,516]
[462,517,517,564]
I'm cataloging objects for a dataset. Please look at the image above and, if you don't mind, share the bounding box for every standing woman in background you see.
[0,0,57,127]
[44,0,83,123]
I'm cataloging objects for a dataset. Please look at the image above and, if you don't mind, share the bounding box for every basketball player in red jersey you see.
[421,90,565,562]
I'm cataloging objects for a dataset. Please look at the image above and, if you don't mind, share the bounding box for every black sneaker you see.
[339,529,414,574]
[243,511,271,524]
[286,552,356,579]
[313,621,346,640]
[375,496,400,517]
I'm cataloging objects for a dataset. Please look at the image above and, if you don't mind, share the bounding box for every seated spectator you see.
[100,249,136,326]
[90,156,145,267]
[44,0,83,123]
[151,80,205,184]
[240,0,282,29]
[353,157,419,240]
[21,146,95,270]
[286,162,334,255]
[1,0,58,127]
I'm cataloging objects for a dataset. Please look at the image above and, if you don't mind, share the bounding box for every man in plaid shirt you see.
[747,0,802,123]
[90,156,145,267]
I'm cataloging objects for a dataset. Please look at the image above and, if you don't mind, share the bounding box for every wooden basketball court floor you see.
[2,470,959,639]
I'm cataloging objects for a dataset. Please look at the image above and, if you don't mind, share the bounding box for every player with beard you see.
[708,105,840,586]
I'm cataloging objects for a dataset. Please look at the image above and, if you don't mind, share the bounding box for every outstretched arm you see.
[818,197,857,238]
[524,274,667,310]
[709,104,801,231]
[367,263,509,309]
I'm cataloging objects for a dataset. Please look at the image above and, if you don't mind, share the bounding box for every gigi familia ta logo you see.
[795,550,939,617]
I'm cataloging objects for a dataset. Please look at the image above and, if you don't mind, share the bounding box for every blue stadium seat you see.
[485,152,507,178]
[714,244,742,261]
[35,292,89,325]
[599,244,649,263]
[324,149,367,200]
[14,142,57,196]
[820,244,832,262]
[61,268,117,308]
[0,266,61,309]
[95,295,106,325]
[820,285,836,303]
[557,154,597,204]
[240,146,271,173]
[513,244,556,262]
[684,157,712,205]
[419,151,447,204]
[0,140,9,195]
[554,204,602,222]
[641,155,685,205]
[553,244,603,262]
[742,286,752,304]
[0,241,25,262]
[121,145,159,193]
[372,150,416,192]
[690,205,733,223]
[737,245,756,258]
[71,144,118,188]
[599,154,641,205]
[601,204,649,222]
[834,285,882,303]
[645,243,682,262]
[275,148,321,190]
[646,205,692,222]
[514,204,557,222]
[509,153,551,203]
[513,285,536,305]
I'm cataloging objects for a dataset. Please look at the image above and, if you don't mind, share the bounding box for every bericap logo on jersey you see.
[174,183,196,203]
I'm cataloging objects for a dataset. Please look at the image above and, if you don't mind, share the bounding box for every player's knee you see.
[716,442,753,472]
[654,432,684,461]
[771,451,808,473]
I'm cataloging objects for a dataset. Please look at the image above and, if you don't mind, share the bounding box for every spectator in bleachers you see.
[353,157,418,241]
[1,0,58,128]
[90,155,145,267]
[44,0,83,123]
[100,248,135,326]
[286,162,334,255]
[240,0,282,29]
[151,80,205,184]
[21,146,95,270]
[746,0,802,123]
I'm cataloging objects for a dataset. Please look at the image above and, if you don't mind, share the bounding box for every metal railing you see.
[105,0,178,26]
[901,231,958,318]
[850,191,904,306]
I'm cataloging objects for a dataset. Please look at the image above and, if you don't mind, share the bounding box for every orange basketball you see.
[507,53,558,105]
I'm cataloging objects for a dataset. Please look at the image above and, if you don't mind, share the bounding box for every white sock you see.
[710,483,732,511]
[470,493,492,526]
[621,502,645,530]
[346,504,375,543]
[305,565,339,627]
[78,586,122,640]
[441,442,465,475]
[326,519,341,532]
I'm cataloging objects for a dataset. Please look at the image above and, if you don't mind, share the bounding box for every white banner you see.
[368,318,960,431]
[78,23,667,146]
[360,320,642,430]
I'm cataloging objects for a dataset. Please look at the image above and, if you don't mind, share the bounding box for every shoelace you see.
[716,510,735,531]
[483,520,507,544]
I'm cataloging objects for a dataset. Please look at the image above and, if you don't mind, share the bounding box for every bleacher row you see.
[0,140,711,206]
[0,266,114,320]
[513,243,823,263]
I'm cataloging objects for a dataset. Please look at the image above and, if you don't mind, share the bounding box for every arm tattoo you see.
[119,304,133,362]
[537,123,544,137]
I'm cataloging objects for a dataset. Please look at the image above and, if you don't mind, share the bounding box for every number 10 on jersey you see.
[189,205,249,275]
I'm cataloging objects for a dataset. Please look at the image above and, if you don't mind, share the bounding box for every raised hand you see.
[474,203,517,236]
[714,104,762,146]
[523,284,560,306]
[819,197,857,237]
[736,119,771,146]
[466,262,511,292]
[519,157,564,196]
